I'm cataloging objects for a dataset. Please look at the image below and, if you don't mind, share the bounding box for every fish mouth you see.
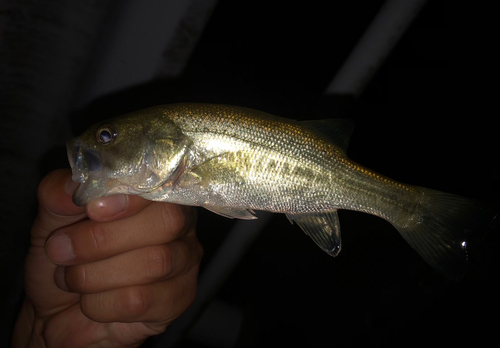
[67,139,102,184]
[67,138,106,206]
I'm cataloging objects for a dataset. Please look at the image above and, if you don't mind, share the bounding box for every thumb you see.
[31,169,87,247]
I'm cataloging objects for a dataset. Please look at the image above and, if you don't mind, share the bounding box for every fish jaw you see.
[67,139,87,184]
[67,138,115,206]
[72,179,111,206]
[66,139,104,183]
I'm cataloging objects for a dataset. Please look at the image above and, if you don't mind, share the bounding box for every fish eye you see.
[96,124,117,145]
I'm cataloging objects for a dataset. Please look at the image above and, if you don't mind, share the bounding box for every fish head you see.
[67,108,190,206]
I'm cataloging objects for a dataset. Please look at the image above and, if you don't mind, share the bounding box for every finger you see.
[86,195,153,223]
[80,266,199,324]
[45,203,196,265]
[57,235,203,293]
[33,169,86,246]
[25,169,85,316]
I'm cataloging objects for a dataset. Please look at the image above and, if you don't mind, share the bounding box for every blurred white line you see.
[325,0,428,97]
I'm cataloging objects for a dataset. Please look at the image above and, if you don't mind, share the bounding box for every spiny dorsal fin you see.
[301,118,354,154]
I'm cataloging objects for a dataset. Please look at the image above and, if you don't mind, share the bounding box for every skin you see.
[12,169,203,348]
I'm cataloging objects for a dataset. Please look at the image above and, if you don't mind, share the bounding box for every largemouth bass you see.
[67,103,494,280]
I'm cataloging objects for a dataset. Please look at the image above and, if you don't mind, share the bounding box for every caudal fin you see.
[393,188,497,281]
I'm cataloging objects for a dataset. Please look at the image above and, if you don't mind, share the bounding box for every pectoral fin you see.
[287,211,342,257]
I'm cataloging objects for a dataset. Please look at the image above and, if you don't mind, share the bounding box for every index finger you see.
[32,169,87,246]
[85,194,153,223]
[46,202,196,265]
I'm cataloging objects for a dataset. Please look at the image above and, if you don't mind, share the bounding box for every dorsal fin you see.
[301,118,354,154]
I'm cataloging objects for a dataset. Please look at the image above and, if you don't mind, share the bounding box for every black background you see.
[2,1,498,347]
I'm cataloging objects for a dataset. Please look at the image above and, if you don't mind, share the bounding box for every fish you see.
[67,103,496,280]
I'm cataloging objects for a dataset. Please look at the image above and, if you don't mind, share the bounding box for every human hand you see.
[12,169,202,347]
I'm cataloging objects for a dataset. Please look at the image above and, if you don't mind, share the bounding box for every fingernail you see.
[88,195,128,218]
[54,266,69,292]
[46,234,75,263]
[64,176,80,195]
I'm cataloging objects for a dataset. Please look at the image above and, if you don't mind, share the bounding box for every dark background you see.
[2,1,498,347]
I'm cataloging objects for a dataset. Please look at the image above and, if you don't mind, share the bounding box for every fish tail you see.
[392,187,497,281]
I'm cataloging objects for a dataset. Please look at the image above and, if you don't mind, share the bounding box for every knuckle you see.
[36,175,51,206]
[157,203,189,238]
[120,286,153,319]
[183,234,204,266]
[145,245,173,280]
[66,264,88,292]
[186,206,197,227]
[88,222,106,254]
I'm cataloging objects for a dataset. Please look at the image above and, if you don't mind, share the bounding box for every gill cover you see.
[138,123,191,191]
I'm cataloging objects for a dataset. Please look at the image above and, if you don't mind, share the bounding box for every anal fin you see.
[287,210,342,256]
